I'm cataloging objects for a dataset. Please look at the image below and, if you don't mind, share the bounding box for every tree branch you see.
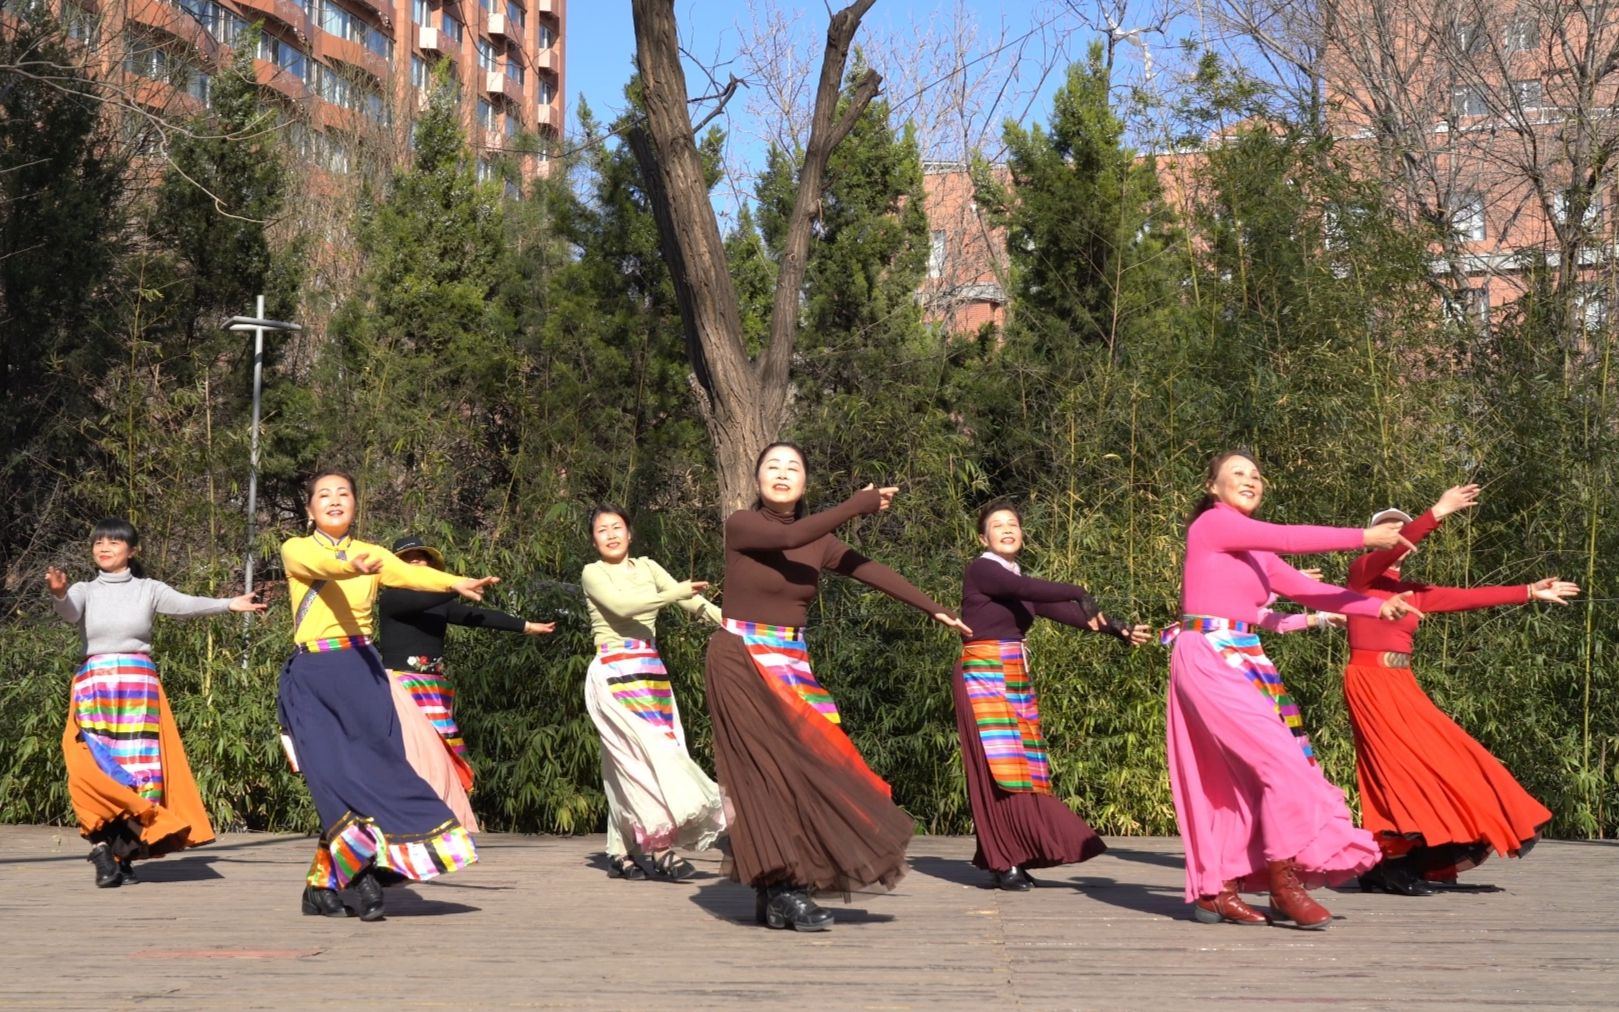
[761,0,881,391]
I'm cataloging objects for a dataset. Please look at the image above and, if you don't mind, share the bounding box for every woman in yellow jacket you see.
[279,468,499,922]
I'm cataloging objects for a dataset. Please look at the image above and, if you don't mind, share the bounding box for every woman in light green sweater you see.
[581,505,726,881]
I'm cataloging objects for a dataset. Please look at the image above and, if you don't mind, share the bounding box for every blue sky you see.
[562,1,1182,186]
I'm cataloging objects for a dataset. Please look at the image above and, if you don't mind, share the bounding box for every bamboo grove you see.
[2,19,1616,840]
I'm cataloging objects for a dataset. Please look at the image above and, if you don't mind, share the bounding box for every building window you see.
[64,1,99,43]
[413,0,431,24]
[125,31,182,81]
[1451,193,1486,242]
[316,65,355,108]
[187,71,212,106]
[411,54,428,89]
[478,97,496,133]
[441,12,463,43]
[927,230,947,279]
[477,39,497,71]
[1576,284,1609,331]
[476,157,495,182]
[537,76,555,105]
[259,33,310,82]
[506,50,524,85]
[506,1,526,28]
[1505,15,1538,52]
[1462,286,1490,328]
[1451,86,1487,118]
[539,22,555,48]
[1512,79,1543,111]
[1555,189,1604,229]
[1453,20,1483,55]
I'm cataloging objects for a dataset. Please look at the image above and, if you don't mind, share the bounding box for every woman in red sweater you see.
[1344,483,1579,895]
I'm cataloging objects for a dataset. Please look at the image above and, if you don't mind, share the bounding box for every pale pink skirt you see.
[387,673,479,833]
[1166,631,1377,901]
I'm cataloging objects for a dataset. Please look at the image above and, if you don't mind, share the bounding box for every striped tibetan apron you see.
[721,617,840,724]
[959,639,1050,794]
[1178,615,1315,764]
[596,639,678,741]
[71,653,165,802]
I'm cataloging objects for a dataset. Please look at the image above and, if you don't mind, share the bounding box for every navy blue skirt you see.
[278,644,460,839]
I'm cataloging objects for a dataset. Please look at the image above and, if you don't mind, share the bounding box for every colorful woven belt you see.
[1160,615,1254,644]
[297,635,372,654]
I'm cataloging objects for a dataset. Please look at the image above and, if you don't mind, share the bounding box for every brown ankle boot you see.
[1192,884,1269,925]
[1267,859,1332,929]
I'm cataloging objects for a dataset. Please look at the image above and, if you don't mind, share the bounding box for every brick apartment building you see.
[920,7,1617,335]
[20,0,565,179]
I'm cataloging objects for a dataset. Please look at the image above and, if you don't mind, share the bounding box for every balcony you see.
[318,32,390,82]
[419,25,449,55]
[488,13,509,37]
[254,57,311,102]
[130,0,222,66]
[533,48,557,72]
[534,100,561,132]
[485,70,513,97]
[536,0,555,13]
[235,0,313,43]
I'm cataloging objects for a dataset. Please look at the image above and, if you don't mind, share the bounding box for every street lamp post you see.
[226,295,301,666]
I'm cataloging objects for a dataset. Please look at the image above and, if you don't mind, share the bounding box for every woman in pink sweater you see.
[1169,450,1420,929]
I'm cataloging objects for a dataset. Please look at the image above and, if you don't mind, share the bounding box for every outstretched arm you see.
[724,490,880,552]
[440,600,529,633]
[581,562,694,621]
[1403,581,1530,614]
[1350,511,1441,590]
[969,557,1096,603]
[151,581,235,619]
[1264,555,1386,617]
[1197,505,1372,555]
[645,559,723,624]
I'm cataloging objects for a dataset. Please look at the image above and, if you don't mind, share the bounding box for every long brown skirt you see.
[951,658,1107,872]
[703,629,913,895]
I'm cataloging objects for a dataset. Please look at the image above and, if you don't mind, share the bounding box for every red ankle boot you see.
[1193,884,1269,925]
[1267,859,1332,929]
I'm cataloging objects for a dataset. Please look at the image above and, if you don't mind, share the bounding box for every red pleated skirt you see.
[1344,652,1550,874]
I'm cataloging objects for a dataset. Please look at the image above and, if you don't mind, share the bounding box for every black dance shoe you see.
[87,843,123,888]
[758,884,834,932]
[1358,860,1436,896]
[607,854,647,881]
[990,866,1033,892]
[349,868,386,922]
[301,885,350,917]
[117,857,139,884]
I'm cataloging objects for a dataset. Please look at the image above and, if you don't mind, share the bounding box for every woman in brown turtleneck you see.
[704,441,970,933]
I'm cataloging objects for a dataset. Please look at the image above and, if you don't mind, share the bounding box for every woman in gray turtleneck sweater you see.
[48,517,263,888]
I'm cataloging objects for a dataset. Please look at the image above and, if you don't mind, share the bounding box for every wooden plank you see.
[1,826,1614,1008]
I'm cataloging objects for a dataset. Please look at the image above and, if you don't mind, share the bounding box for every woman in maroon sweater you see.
[1344,483,1578,894]
[704,441,970,932]
[955,502,1149,890]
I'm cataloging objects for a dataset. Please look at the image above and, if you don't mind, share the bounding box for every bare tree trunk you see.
[627,0,880,515]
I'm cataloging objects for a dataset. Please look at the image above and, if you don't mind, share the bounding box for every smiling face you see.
[591,512,631,564]
[91,536,133,574]
[978,508,1024,560]
[306,473,356,538]
[755,444,807,514]
[1208,454,1265,515]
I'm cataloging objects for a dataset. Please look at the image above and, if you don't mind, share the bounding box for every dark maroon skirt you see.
[951,658,1107,872]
